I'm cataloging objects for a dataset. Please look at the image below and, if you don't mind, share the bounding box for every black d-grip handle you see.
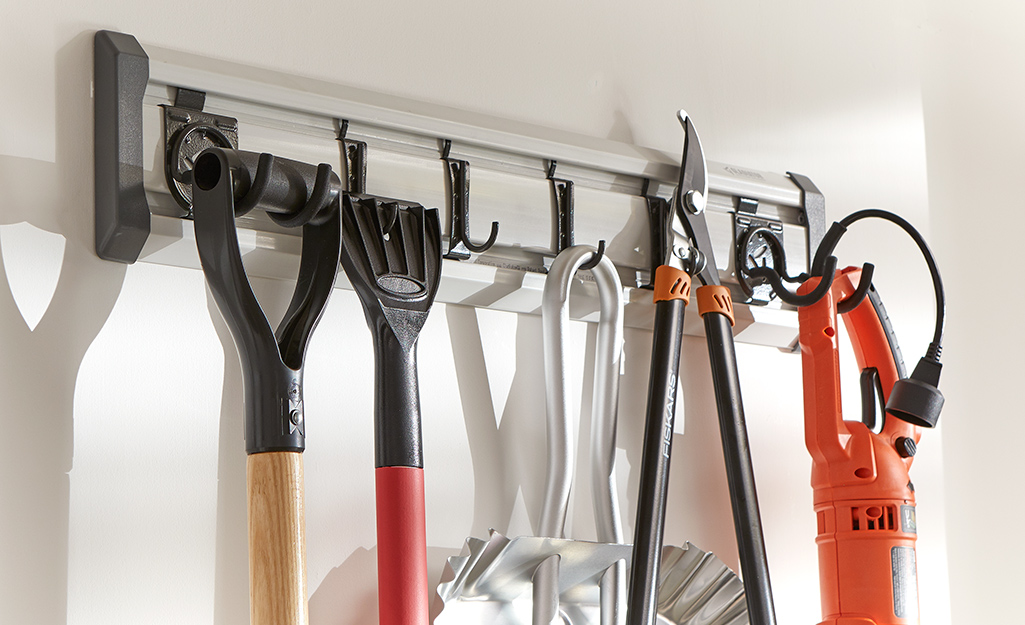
[194,148,339,225]
[192,147,342,454]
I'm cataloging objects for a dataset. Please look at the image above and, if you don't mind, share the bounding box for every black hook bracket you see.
[439,139,500,260]
[547,160,605,270]
[191,147,342,454]
[739,229,875,310]
[734,197,786,305]
[640,178,670,289]
[337,120,368,195]
[163,87,239,217]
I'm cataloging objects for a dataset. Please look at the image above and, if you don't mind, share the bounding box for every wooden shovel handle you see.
[247,451,308,625]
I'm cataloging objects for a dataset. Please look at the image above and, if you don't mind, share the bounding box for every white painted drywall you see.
[921,3,1025,623]
[0,1,968,624]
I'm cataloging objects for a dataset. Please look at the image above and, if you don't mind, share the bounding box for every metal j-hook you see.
[440,139,500,260]
[337,119,367,195]
[640,177,670,289]
[547,160,606,271]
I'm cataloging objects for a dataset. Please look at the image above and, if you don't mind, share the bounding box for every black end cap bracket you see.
[94,30,150,263]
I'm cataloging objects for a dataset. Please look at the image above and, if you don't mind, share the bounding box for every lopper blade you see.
[673,111,719,286]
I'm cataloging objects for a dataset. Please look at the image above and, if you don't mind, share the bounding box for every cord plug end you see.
[886,356,944,428]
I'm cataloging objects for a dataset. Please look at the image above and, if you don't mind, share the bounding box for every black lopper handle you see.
[698,286,777,625]
[627,265,691,625]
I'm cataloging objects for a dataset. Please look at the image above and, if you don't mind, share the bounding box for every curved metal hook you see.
[215,151,339,227]
[737,220,876,310]
[746,255,838,306]
[269,162,336,228]
[547,160,604,263]
[738,226,807,283]
[836,263,875,314]
[745,256,876,310]
[578,240,606,271]
[441,140,500,259]
[232,152,274,217]
[736,226,788,301]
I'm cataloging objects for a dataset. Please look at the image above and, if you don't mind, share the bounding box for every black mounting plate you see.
[163,99,239,217]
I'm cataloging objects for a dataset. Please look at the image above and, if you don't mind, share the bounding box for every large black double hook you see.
[226,152,337,228]
[740,222,874,313]
[192,147,342,454]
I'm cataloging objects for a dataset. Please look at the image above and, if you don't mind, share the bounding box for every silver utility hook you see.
[535,245,626,625]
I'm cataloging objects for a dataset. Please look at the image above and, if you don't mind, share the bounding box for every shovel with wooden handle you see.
[192,147,342,625]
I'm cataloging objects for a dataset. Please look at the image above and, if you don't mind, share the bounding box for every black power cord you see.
[743,208,946,428]
[814,209,944,357]
[811,209,945,428]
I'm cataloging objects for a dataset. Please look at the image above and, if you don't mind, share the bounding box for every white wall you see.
[922,3,1025,623]
[0,2,967,624]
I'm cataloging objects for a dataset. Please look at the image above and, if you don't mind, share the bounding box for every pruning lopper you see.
[627,111,775,625]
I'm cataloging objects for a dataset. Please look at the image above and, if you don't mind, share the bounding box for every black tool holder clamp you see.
[191,147,342,453]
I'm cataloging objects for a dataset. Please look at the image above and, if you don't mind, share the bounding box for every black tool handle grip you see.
[627,297,686,625]
[703,311,777,625]
[194,148,340,223]
[373,326,424,469]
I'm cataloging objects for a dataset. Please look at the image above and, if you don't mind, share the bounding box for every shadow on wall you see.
[443,305,550,539]
[209,288,249,625]
[0,32,128,625]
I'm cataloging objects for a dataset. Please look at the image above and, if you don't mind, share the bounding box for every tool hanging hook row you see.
[439,139,500,259]
[547,160,606,270]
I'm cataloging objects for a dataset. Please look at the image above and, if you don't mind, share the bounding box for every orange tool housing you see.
[799,268,922,625]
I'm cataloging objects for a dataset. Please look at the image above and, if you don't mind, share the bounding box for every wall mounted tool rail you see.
[95,30,825,349]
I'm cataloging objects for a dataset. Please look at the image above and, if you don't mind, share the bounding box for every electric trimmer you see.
[748,209,945,625]
[801,268,923,624]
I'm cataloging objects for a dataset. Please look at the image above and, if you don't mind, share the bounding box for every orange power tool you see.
[799,266,923,625]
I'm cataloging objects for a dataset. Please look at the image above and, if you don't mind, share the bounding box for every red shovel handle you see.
[376,466,429,625]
